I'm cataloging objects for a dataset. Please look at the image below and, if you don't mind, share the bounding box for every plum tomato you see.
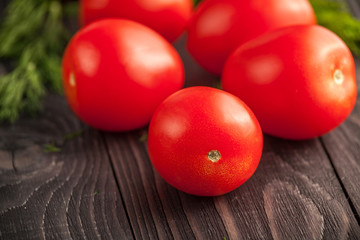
[186,0,316,75]
[222,25,357,140]
[62,19,184,131]
[80,0,193,42]
[148,86,263,196]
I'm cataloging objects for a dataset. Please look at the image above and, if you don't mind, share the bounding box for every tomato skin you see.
[222,25,357,140]
[80,0,193,42]
[148,87,263,196]
[62,19,184,131]
[186,0,316,75]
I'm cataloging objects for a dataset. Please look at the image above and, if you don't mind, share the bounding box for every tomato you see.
[148,86,263,196]
[62,19,184,131]
[80,0,193,42]
[186,0,316,75]
[222,25,357,140]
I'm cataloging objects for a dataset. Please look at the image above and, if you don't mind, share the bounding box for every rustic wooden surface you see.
[1,1,360,239]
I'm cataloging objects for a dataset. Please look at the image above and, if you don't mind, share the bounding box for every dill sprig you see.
[0,0,70,122]
[43,140,61,153]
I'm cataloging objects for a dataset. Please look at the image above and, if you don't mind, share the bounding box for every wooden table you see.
[1,1,360,239]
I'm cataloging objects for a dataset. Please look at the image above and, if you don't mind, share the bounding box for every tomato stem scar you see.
[333,69,344,85]
[208,150,221,162]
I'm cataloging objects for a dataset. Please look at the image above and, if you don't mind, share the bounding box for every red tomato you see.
[148,87,263,196]
[186,0,316,75]
[80,0,193,42]
[222,25,357,140]
[62,19,184,131]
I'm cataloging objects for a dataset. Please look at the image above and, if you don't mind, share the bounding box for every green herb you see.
[0,0,73,123]
[193,0,201,7]
[42,129,82,153]
[94,190,99,196]
[43,141,61,153]
[63,130,84,141]
[139,131,148,142]
[310,0,360,56]
[213,80,222,90]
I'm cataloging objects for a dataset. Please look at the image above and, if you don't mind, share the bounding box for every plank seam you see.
[11,150,17,173]
[212,199,231,240]
[100,132,136,240]
[173,189,197,239]
[319,138,360,225]
[123,137,160,239]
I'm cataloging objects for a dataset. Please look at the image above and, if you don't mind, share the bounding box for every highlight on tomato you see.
[186,0,316,75]
[148,86,263,196]
[80,0,193,42]
[222,25,357,140]
[62,19,184,131]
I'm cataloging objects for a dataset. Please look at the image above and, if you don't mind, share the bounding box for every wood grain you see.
[260,138,358,239]
[0,95,133,239]
[213,136,360,239]
[264,180,324,240]
[104,124,360,240]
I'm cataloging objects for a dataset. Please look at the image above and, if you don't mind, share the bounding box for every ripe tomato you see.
[186,0,316,75]
[80,0,193,42]
[148,87,263,196]
[222,25,357,140]
[62,19,184,131]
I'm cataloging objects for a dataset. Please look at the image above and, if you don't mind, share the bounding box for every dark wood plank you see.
[226,136,360,239]
[105,128,360,239]
[105,131,234,240]
[104,132,195,240]
[0,95,134,239]
[104,39,360,239]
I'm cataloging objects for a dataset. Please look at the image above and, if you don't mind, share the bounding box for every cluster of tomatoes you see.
[62,0,357,196]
